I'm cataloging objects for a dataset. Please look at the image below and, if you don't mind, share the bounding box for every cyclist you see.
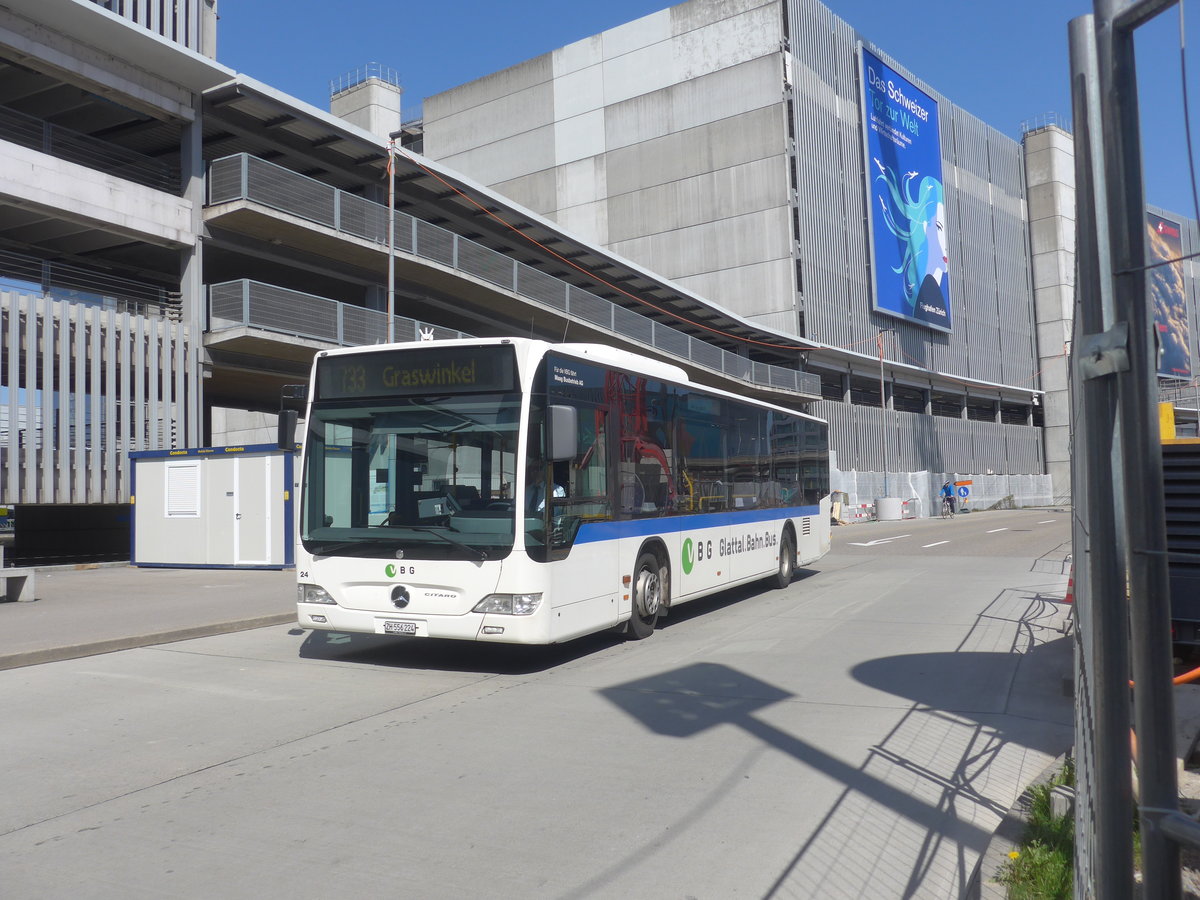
[939,480,957,517]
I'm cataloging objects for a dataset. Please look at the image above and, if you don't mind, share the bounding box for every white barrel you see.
[875,496,903,521]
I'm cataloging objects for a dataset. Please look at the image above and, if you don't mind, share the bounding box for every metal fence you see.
[206,153,821,400]
[208,280,470,347]
[0,104,177,193]
[0,248,177,320]
[814,399,1044,477]
[831,469,1055,516]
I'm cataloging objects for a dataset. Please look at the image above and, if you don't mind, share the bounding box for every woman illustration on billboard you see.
[873,158,950,328]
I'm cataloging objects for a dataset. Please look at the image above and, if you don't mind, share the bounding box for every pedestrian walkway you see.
[0,564,295,670]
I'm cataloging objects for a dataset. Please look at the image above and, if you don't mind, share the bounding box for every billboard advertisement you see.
[860,47,951,332]
[1147,212,1192,379]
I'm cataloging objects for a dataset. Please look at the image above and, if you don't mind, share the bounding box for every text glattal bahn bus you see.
[295,338,830,644]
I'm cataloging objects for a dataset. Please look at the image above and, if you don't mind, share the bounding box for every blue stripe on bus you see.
[572,505,821,544]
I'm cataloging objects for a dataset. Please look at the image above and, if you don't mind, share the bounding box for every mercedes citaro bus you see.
[294,338,830,644]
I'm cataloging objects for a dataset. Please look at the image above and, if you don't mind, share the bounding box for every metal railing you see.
[0,104,178,193]
[206,153,822,400]
[331,63,401,95]
[208,280,469,346]
[1160,378,1200,406]
[0,247,177,319]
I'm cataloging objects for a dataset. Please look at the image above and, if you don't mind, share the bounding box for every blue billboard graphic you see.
[1147,213,1192,379]
[860,47,951,332]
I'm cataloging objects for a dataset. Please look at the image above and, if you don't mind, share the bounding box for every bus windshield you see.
[300,393,522,560]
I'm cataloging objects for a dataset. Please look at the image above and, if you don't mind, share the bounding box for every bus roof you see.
[315,337,827,425]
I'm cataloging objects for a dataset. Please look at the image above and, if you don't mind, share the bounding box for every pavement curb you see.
[964,752,1071,899]
[0,612,297,671]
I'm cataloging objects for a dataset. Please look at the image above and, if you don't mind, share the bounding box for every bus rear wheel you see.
[628,550,665,640]
[773,532,795,589]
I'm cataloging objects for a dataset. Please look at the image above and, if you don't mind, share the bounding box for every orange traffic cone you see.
[1064,564,1075,604]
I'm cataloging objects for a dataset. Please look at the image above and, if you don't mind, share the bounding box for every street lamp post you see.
[386,139,396,344]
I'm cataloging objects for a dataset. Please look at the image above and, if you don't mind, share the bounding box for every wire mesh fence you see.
[832,469,1056,518]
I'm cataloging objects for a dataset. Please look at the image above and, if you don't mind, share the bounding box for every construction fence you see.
[830,470,1057,521]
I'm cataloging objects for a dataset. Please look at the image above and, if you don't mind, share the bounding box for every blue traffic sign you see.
[957,486,969,498]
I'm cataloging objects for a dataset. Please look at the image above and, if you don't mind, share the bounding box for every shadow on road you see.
[592,584,1073,898]
[296,628,620,675]
[293,567,823,675]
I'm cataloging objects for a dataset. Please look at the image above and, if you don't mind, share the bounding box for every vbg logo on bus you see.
[682,532,779,574]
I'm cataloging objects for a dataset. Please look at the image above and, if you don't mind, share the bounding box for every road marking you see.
[987,528,1008,533]
[923,541,950,548]
[1038,519,1056,524]
[847,534,911,547]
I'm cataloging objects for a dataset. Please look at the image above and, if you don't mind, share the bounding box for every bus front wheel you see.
[773,532,795,589]
[628,551,665,640]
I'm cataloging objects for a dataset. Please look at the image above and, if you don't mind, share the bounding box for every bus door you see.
[527,389,618,634]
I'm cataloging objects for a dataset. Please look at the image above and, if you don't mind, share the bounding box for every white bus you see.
[294,338,830,644]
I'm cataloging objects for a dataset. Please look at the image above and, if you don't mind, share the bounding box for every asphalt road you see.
[0,509,1073,899]
[834,508,1072,563]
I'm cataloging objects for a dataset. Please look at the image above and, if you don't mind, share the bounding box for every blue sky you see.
[217,0,1197,216]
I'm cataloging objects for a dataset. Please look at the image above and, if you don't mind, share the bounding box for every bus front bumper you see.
[297,603,551,644]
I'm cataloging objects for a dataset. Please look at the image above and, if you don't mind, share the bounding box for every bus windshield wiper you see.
[309,531,487,561]
[397,526,489,561]
[308,539,399,558]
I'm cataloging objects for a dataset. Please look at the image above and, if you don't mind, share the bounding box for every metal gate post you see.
[1069,15,1134,897]
[1096,1,1180,895]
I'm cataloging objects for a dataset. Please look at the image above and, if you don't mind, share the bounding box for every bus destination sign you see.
[316,345,517,400]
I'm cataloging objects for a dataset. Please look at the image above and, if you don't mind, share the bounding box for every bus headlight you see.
[298,583,336,605]
[472,593,543,616]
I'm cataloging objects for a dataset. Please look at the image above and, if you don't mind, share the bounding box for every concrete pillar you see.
[200,0,218,59]
[331,68,403,141]
[180,104,205,446]
[1023,124,1075,502]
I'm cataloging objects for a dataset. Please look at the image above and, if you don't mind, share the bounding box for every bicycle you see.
[941,497,956,519]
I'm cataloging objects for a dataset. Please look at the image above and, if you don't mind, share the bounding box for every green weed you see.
[995,760,1075,899]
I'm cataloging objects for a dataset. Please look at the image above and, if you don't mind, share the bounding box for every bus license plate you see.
[383,621,420,636]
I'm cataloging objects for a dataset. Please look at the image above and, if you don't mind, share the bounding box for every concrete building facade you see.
[419,0,1200,494]
[0,0,845,556]
[7,0,1198,559]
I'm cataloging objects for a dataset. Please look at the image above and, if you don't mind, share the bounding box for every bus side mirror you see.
[547,405,578,461]
[277,409,298,450]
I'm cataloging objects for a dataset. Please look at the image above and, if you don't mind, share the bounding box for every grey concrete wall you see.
[424,0,1041,380]
[210,408,281,448]
[410,0,1057,478]
[0,143,193,247]
[424,0,791,325]
[330,78,402,141]
[0,2,201,121]
[1022,126,1075,502]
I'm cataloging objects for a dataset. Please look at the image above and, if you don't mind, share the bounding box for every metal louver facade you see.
[0,291,200,505]
[784,0,1038,385]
